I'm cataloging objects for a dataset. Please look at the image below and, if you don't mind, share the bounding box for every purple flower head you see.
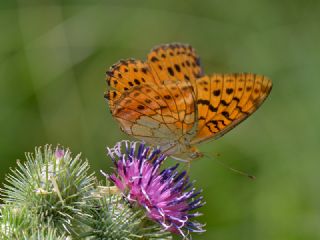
[107,141,205,237]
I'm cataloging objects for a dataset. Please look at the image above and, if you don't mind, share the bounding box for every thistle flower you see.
[107,141,205,238]
[1,145,172,239]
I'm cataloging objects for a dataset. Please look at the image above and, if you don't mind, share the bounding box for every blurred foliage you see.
[0,0,319,239]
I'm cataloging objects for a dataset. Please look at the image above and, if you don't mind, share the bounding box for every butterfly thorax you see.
[161,138,203,162]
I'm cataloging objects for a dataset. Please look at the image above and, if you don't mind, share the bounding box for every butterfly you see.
[105,43,272,162]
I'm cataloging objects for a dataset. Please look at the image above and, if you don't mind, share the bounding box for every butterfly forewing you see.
[147,43,203,88]
[191,73,272,144]
[105,59,158,112]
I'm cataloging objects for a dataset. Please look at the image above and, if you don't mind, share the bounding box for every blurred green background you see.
[1,0,319,239]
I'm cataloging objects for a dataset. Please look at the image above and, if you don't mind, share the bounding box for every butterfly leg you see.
[185,161,191,174]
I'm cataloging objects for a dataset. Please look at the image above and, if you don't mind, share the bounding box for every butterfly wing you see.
[147,43,204,88]
[106,59,158,112]
[106,43,203,113]
[191,73,272,145]
[105,45,200,150]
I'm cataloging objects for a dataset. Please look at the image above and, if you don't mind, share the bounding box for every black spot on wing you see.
[197,99,218,112]
[168,67,174,76]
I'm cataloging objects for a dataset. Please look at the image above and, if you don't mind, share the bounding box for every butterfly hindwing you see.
[111,80,196,145]
[191,73,272,144]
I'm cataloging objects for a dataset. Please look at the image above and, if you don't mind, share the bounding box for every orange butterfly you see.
[105,43,272,162]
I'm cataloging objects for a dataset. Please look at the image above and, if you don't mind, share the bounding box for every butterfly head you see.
[189,146,203,159]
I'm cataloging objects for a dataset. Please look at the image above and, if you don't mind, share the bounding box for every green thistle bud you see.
[79,184,172,240]
[1,145,95,236]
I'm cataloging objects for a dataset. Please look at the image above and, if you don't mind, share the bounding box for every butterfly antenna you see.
[202,151,256,180]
